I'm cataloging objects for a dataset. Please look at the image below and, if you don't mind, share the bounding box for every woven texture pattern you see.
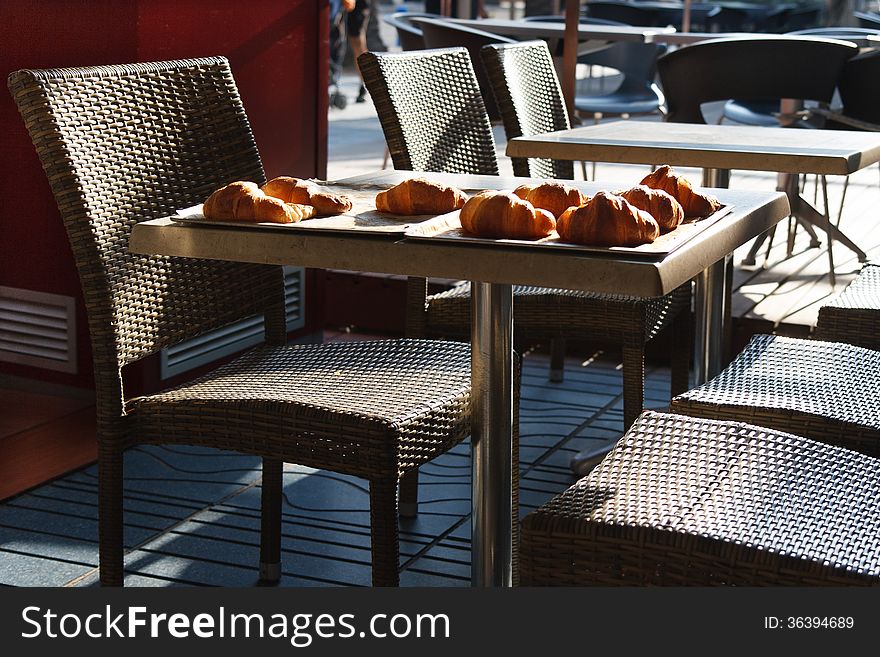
[671,334,880,456]
[8,58,280,372]
[8,57,481,587]
[481,41,574,179]
[131,339,472,477]
[815,263,880,351]
[522,411,880,586]
[359,48,499,175]
[425,282,690,344]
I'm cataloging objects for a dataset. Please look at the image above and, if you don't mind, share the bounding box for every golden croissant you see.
[640,165,721,219]
[203,181,316,224]
[618,185,684,232]
[513,182,589,220]
[262,176,352,216]
[557,191,659,246]
[460,191,556,239]
[375,178,468,215]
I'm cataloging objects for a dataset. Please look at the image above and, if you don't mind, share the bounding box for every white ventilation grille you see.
[0,286,77,374]
[160,266,305,379]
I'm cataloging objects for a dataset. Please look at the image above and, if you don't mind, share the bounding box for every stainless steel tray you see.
[404,204,734,260]
[169,183,436,236]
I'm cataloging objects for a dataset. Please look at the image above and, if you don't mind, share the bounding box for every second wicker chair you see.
[671,334,880,457]
[359,45,692,430]
[522,410,880,586]
[814,263,880,351]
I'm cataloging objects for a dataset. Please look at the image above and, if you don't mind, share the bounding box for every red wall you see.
[1,0,329,390]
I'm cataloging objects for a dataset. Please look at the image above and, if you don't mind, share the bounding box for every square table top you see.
[129,170,789,299]
[507,121,880,176]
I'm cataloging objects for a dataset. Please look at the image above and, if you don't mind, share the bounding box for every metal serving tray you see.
[169,183,436,236]
[403,204,734,260]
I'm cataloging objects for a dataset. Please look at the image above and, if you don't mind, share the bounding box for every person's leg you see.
[347,0,370,102]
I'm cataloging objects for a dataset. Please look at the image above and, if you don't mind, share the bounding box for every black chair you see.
[575,41,666,119]
[584,1,675,27]
[721,29,879,127]
[381,11,439,51]
[816,49,880,226]
[854,10,880,29]
[782,6,821,31]
[659,36,856,125]
[705,6,751,33]
[835,48,880,128]
[523,14,626,57]
[658,36,858,277]
[411,17,516,122]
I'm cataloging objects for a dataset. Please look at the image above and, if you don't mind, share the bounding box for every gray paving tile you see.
[0,550,92,587]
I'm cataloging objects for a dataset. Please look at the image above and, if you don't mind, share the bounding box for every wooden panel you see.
[1,0,328,388]
[0,407,96,501]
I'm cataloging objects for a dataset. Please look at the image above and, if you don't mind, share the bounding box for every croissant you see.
[513,182,589,219]
[203,181,316,224]
[618,185,684,232]
[261,176,352,216]
[375,177,468,215]
[557,191,659,246]
[640,165,721,219]
[460,191,556,239]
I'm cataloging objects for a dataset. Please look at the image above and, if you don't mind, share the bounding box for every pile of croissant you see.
[201,166,721,248]
[203,177,353,223]
[373,167,721,247]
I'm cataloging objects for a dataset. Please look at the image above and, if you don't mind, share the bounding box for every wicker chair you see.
[670,334,880,457]
[814,264,880,351]
[412,17,517,123]
[522,410,880,586]
[7,56,481,587]
[359,46,692,429]
[479,41,574,180]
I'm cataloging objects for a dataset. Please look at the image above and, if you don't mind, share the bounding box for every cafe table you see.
[449,17,676,48]
[129,169,789,587]
[508,120,880,361]
[450,17,676,114]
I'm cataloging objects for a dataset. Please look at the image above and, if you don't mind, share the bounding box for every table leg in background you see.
[470,281,513,588]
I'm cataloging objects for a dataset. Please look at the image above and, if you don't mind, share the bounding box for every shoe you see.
[356,84,366,103]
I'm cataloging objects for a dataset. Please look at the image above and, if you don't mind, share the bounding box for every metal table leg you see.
[470,281,513,587]
[695,167,732,384]
[693,258,727,385]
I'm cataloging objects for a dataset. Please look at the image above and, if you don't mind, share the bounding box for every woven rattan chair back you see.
[480,41,574,180]
[358,47,499,175]
[7,57,286,416]
[411,18,517,123]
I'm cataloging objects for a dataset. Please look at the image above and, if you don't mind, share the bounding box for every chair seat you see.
[722,99,780,126]
[129,339,472,477]
[521,410,880,586]
[815,263,880,351]
[670,334,880,456]
[425,282,688,343]
[575,89,663,116]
